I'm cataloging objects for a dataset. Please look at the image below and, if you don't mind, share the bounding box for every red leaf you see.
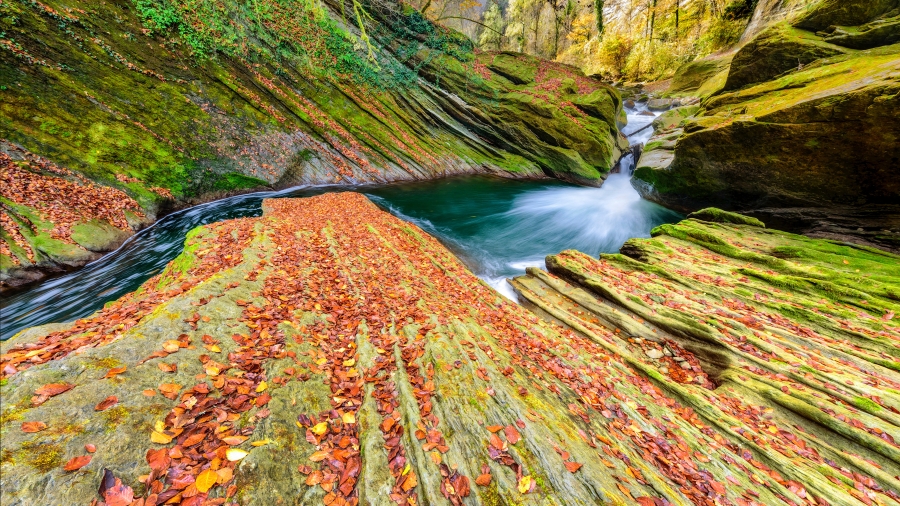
[95,396,118,411]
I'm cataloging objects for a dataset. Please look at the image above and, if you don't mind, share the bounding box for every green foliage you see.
[695,16,746,55]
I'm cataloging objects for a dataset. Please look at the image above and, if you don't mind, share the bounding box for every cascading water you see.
[0,101,679,339]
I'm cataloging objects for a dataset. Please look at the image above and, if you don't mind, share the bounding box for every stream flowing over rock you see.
[0,0,625,289]
[2,194,898,505]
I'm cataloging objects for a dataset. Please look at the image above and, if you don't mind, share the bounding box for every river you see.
[0,103,677,340]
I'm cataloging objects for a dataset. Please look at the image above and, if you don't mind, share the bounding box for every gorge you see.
[1,0,899,505]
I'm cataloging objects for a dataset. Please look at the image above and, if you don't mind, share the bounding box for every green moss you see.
[21,441,64,473]
[852,396,882,412]
[687,208,765,228]
[0,401,30,426]
[86,356,124,370]
[101,406,130,427]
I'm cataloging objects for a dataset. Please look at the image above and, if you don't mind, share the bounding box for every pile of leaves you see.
[1,150,145,264]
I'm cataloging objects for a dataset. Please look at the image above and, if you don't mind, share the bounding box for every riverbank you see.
[2,193,897,504]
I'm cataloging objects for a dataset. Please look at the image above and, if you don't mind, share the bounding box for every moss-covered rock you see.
[4,194,898,505]
[514,213,900,506]
[669,54,733,95]
[1,0,625,287]
[723,23,847,91]
[792,0,900,32]
[632,35,900,235]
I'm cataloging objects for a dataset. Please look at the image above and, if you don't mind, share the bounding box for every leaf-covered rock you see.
[2,196,898,505]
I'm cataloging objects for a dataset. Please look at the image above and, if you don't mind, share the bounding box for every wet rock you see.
[512,210,900,506]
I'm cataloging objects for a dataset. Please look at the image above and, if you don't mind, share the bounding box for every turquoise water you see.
[0,103,678,339]
[0,172,680,339]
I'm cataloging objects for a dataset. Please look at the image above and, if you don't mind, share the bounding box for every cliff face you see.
[0,0,625,289]
[1,195,898,505]
[631,0,900,251]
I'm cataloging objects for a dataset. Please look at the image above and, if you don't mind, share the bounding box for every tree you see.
[594,0,604,34]
[479,2,505,50]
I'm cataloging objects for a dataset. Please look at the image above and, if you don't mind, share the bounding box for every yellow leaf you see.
[518,476,532,494]
[205,344,221,353]
[163,340,180,352]
[311,422,328,435]
[205,366,220,376]
[316,357,327,366]
[251,439,272,447]
[256,382,268,393]
[226,448,249,461]
[402,463,411,476]
[342,412,355,424]
[154,420,166,432]
[151,431,173,444]
[342,359,355,367]
[196,469,217,493]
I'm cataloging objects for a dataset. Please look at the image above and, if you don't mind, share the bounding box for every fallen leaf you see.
[504,425,521,445]
[564,461,583,473]
[104,366,127,379]
[21,421,47,433]
[35,383,74,397]
[311,421,328,435]
[195,469,218,493]
[63,455,92,472]
[401,471,417,492]
[517,475,532,494]
[95,396,118,411]
[103,477,134,506]
[150,431,173,444]
[226,448,249,461]
[85,444,97,453]
[309,450,329,462]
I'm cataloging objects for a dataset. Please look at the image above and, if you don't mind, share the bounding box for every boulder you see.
[632,43,900,217]
[793,0,900,32]
[669,54,733,95]
[723,24,847,91]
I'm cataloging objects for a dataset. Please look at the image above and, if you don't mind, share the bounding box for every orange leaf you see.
[564,461,582,473]
[63,455,92,472]
[35,383,74,397]
[21,421,47,433]
[504,425,521,445]
[104,366,127,379]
